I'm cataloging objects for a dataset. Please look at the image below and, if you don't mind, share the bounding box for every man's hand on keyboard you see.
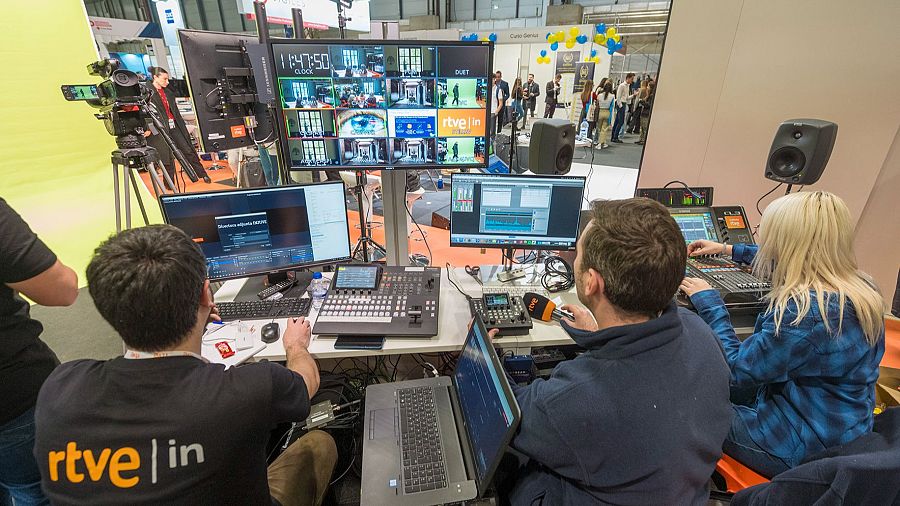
[284,316,311,351]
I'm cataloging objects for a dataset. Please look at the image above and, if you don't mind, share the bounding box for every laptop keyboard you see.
[398,386,447,494]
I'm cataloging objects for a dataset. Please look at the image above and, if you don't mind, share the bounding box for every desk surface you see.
[213,267,755,361]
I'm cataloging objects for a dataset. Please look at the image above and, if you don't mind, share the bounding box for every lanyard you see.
[124,349,208,362]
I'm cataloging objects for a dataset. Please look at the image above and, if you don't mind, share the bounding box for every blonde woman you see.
[578,79,593,126]
[680,191,885,478]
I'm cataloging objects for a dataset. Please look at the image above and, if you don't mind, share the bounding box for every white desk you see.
[213,267,756,362]
[213,269,472,361]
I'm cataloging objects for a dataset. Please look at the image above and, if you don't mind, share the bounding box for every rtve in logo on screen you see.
[438,110,486,137]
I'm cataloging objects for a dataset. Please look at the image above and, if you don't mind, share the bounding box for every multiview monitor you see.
[449,173,586,250]
[159,182,351,281]
[270,40,493,170]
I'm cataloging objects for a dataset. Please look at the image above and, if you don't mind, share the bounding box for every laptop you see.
[361,316,521,505]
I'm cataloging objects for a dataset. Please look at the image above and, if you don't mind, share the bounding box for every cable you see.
[663,180,703,200]
[446,262,475,301]
[541,255,574,292]
[406,198,433,265]
[755,182,783,217]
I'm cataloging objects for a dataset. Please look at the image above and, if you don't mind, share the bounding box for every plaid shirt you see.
[690,244,884,465]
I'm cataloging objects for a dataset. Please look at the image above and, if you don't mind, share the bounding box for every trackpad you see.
[369,409,396,440]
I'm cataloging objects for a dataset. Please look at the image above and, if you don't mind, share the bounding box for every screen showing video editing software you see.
[159,183,351,281]
[450,174,586,249]
[271,41,492,169]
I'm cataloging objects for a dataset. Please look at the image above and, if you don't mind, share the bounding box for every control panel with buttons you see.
[469,292,533,336]
[312,265,441,338]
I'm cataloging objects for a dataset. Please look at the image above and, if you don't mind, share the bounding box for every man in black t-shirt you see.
[34,225,337,505]
[0,197,78,505]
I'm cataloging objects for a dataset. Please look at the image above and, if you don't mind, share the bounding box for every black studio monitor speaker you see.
[529,119,575,175]
[765,119,838,185]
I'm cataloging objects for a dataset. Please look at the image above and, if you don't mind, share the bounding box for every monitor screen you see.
[453,318,518,488]
[670,210,719,244]
[159,183,351,281]
[450,173,586,249]
[270,40,492,170]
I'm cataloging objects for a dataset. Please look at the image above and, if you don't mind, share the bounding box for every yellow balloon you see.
[606,27,616,38]
[556,30,565,40]
[565,39,575,49]
[592,56,600,63]
[481,36,489,41]
[594,34,606,45]
[612,34,621,43]
[569,26,580,36]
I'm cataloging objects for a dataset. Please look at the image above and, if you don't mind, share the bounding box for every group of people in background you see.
[490,70,656,151]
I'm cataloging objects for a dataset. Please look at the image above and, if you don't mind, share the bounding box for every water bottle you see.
[437,174,444,189]
[309,272,328,310]
[579,118,590,140]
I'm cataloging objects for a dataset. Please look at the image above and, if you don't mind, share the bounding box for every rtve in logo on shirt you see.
[46,439,205,488]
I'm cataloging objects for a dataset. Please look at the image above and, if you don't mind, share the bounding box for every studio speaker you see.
[529,119,575,175]
[765,119,838,185]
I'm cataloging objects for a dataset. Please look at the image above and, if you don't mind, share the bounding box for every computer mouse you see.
[261,322,280,343]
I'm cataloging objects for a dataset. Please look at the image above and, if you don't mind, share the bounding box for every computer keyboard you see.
[398,386,447,494]
[215,297,311,321]
[483,285,550,300]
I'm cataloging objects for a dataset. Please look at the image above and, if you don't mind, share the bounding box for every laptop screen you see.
[453,318,518,487]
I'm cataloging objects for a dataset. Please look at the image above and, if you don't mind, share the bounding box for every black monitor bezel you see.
[158,181,352,281]
[448,173,587,251]
[268,38,494,171]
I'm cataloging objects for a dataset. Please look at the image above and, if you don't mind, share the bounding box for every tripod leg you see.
[123,161,132,230]
[147,161,165,197]
[113,161,122,233]
[129,168,150,226]
[159,164,178,193]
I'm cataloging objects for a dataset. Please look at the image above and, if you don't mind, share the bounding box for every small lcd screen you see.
[61,85,99,101]
[484,293,509,308]
[671,211,719,244]
[333,265,380,290]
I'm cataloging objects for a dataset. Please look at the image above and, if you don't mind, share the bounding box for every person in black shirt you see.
[0,196,78,505]
[34,225,337,505]
[145,67,212,185]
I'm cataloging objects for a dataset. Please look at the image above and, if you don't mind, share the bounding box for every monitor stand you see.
[479,248,544,285]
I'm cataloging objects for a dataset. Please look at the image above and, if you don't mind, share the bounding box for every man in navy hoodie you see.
[501,198,733,505]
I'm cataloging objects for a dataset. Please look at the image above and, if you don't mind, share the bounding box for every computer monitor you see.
[449,173,586,250]
[453,316,519,492]
[179,29,274,152]
[269,40,493,170]
[159,182,351,281]
[668,208,720,244]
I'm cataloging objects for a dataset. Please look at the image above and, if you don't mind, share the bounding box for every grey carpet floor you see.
[31,287,123,362]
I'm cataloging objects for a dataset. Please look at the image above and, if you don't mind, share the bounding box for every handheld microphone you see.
[523,292,573,323]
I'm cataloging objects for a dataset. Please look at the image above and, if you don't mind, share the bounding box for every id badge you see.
[168,119,176,129]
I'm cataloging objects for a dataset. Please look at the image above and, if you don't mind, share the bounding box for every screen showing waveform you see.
[483,212,533,232]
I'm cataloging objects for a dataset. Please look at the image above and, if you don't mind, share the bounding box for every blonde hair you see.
[753,191,884,345]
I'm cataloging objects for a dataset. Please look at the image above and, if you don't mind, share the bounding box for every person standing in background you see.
[544,74,562,118]
[628,80,650,135]
[578,79,594,127]
[0,196,78,506]
[523,74,540,120]
[494,71,510,133]
[145,67,212,185]
[491,72,507,137]
[511,78,526,129]
[611,73,638,143]
[636,81,656,145]
[590,81,615,148]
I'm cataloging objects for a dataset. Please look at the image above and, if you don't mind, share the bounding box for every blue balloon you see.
[550,41,559,51]
[590,49,597,57]
[616,42,624,50]
[608,48,615,55]
[489,33,497,42]
[596,23,607,34]
[546,32,552,40]
[540,49,547,57]
[577,35,587,44]
[607,38,616,48]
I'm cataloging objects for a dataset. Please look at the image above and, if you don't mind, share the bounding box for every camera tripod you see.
[112,145,177,232]
[350,170,387,262]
